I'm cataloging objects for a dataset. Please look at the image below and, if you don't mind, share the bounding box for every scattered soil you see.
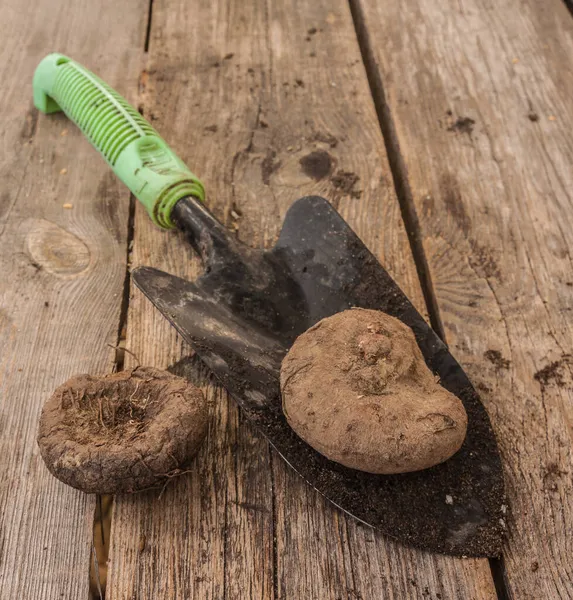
[37,367,208,494]
[281,309,468,474]
[544,462,566,478]
[312,131,338,148]
[421,193,434,216]
[261,149,281,185]
[440,173,470,235]
[534,361,564,387]
[534,355,570,389]
[21,106,39,143]
[331,169,361,198]
[476,381,492,393]
[542,462,568,492]
[299,150,332,180]
[204,124,218,133]
[469,241,501,279]
[447,116,476,135]
[484,350,510,370]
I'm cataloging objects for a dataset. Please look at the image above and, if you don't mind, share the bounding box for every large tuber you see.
[280,309,467,474]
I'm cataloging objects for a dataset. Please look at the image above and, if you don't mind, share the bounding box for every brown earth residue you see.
[469,241,501,279]
[484,350,510,370]
[331,170,361,198]
[261,149,281,185]
[447,116,476,136]
[476,381,493,393]
[440,173,470,235]
[421,193,434,217]
[21,105,39,142]
[299,150,332,180]
[138,69,149,94]
[542,462,568,492]
[534,354,571,389]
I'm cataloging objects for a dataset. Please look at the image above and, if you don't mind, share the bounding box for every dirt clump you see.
[484,349,510,370]
[331,169,361,197]
[280,309,468,474]
[447,116,476,135]
[261,149,281,185]
[299,150,332,180]
[534,355,570,389]
[37,367,208,493]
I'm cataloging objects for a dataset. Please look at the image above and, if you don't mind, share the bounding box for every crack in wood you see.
[348,0,446,342]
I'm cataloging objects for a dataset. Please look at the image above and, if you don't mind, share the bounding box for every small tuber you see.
[280,309,468,474]
[37,367,208,493]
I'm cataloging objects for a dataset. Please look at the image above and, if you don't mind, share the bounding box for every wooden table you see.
[2,0,572,597]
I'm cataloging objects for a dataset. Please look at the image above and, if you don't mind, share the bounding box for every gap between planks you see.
[106,1,496,599]
[348,1,510,598]
[348,0,446,342]
[144,0,155,53]
[0,1,146,598]
[351,0,573,597]
[89,0,155,593]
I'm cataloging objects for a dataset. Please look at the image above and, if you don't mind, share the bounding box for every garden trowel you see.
[33,53,506,557]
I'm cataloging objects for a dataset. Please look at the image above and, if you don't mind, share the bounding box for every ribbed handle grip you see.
[33,53,205,228]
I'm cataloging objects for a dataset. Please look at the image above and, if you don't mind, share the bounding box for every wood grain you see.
[107,3,275,597]
[106,0,496,598]
[0,0,145,598]
[353,0,573,597]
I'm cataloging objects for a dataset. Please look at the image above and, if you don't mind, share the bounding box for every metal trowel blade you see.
[132,196,505,557]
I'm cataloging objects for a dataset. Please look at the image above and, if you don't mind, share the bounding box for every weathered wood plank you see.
[106,3,275,598]
[265,3,496,598]
[354,0,573,597]
[107,1,496,598]
[0,1,146,598]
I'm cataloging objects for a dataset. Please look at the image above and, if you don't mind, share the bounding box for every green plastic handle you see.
[33,53,205,229]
